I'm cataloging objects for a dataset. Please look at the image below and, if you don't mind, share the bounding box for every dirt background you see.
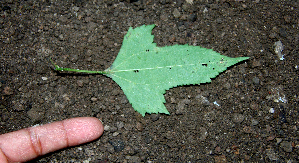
[1,0,298,162]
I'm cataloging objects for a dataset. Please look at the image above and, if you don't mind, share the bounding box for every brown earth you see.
[1,0,298,162]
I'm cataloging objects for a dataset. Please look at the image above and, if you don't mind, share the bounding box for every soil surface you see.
[1,0,298,162]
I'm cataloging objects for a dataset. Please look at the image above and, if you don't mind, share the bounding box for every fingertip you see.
[63,117,104,146]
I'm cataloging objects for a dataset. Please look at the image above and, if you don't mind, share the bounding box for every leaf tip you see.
[238,57,250,62]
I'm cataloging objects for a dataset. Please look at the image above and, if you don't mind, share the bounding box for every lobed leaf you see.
[105,25,249,116]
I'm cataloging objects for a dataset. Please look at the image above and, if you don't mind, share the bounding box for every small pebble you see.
[125,156,141,163]
[243,126,252,133]
[251,119,259,126]
[266,148,278,161]
[77,80,83,87]
[232,113,245,123]
[173,8,181,18]
[199,127,208,141]
[90,97,97,102]
[150,114,160,121]
[41,77,48,81]
[112,132,119,136]
[214,155,227,163]
[3,86,13,95]
[136,122,143,131]
[108,140,125,152]
[116,121,124,130]
[280,141,293,152]
[252,77,260,85]
[269,108,275,113]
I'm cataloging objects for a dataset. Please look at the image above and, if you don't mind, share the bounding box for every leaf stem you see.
[49,58,108,74]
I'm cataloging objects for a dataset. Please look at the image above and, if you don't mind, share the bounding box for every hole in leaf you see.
[134,70,139,73]
[202,64,208,67]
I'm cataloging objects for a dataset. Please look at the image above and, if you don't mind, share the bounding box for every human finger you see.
[0,117,104,163]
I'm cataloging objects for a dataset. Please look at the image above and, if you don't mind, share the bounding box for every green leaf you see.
[104,24,249,116]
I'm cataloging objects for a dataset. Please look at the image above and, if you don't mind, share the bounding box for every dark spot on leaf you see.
[213,68,215,70]
[192,71,195,73]
[146,49,149,52]
[134,70,139,73]
[202,64,208,67]
[169,68,171,69]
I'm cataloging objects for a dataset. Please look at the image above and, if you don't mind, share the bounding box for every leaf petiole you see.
[49,58,108,74]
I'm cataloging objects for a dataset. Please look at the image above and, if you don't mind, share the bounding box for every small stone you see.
[214,155,227,163]
[160,14,168,21]
[251,59,261,68]
[283,15,292,23]
[269,108,275,113]
[77,80,84,87]
[185,0,193,5]
[170,97,176,103]
[91,97,97,102]
[188,13,197,22]
[125,156,141,163]
[280,141,293,152]
[59,15,68,22]
[243,126,252,133]
[27,107,45,123]
[108,140,125,152]
[104,125,110,131]
[58,34,64,40]
[267,135,276,141]
[110,126,118,132]
[244,154,251,160]
[169,36,176,43]
[232,113,245,123]
[116,121,124,130]
[136,122,143,131]
[87,22,97,31]
[3,86,13,95]
[112,132,119,136]
[105,143,115,153]
[266,148,278,161]
[176,99,191,115]
[41,77,48,81]
[72,6,80,12]
[251,119,259,126]
[150,114,160,121]
[276,138,283,144]
[199,127,208,141]
[12,101,25,111]
[70,54,78,62]
[252,77,260,85]
[215,146,221,153]
[173,8,181,18]
[195,95,210,106]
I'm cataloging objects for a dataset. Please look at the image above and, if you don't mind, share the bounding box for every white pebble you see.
[269,108,275,113]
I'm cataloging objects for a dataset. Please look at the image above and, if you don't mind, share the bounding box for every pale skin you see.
[0,117,104,163]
